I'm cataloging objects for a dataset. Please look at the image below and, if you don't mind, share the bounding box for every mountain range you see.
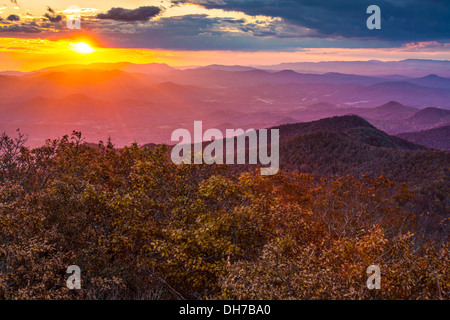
[397,125,450,150]
[170,114,448,215]
[258,59,450,78]
[273,115,449,215]
[368,107,450,135]
[0,62,449,149]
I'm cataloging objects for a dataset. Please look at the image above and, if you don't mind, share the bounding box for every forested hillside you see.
[275,117,449,216]
[0,128,448,300]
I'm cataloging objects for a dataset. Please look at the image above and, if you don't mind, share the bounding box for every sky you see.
[0,0,449,70]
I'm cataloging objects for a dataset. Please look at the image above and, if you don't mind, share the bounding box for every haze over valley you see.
[1,60,449,149]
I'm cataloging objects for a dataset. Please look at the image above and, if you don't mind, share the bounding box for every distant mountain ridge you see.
[369,107,450,135]
[346,101,418,120]
[269,116,448,215]
[0,60,449,146]
[408,74,450,90]
[397,125,450,150]
[3,63,450,108]
[166,114,448,215]
[274,115,426,150]
[259,59,450,77]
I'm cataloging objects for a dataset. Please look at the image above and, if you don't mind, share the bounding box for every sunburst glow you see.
[70,42,96,55]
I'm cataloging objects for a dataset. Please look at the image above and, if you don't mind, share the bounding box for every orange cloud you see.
[402,41,442,50]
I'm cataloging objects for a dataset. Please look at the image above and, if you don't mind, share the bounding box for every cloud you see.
[399,41,450,52]
[176,0,450,42]
[96,6,162,22]
[0,24,41,33]
[84,14,334,51]
[402,41,442,49]
[44,13,62,23]
[7,14,20,21]
[44,6,62,23]
[2,1,449,52]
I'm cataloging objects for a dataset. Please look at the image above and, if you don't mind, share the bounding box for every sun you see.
[70,42,96,55]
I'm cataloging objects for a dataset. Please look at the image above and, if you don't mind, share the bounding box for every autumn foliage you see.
[0,131,448,300]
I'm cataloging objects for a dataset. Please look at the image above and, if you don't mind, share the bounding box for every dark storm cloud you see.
[96,6,162,22]
[175,0,450,42]
[7,14,20,21]
[92,14,335,51]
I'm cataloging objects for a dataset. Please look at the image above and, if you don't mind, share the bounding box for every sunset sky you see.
[0,0,449,70]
